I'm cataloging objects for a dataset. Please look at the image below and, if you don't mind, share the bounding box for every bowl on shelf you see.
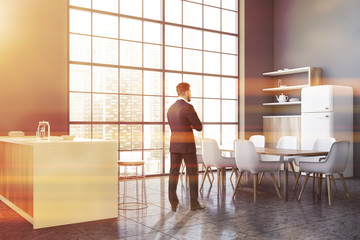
[289,98,300,102]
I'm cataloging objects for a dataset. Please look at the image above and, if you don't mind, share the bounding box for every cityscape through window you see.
[69,0,239,174]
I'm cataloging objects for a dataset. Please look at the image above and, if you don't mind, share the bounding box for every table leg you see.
[221,168,226,187]
[282,157,288,201]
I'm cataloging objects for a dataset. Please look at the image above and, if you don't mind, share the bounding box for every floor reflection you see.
[1,171,360,239]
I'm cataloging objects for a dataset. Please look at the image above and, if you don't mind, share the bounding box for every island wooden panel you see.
[0,142,33,217]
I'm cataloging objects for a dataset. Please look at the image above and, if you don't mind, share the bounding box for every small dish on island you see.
[61,135,75,140]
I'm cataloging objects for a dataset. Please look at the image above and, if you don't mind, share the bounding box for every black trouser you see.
[169,152,199,207]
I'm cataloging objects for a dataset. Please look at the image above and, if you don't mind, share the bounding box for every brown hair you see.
[176,82,190,96]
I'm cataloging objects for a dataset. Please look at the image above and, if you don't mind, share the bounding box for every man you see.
[167,82,205,211]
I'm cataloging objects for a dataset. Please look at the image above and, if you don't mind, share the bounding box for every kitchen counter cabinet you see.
[0,137,118,229]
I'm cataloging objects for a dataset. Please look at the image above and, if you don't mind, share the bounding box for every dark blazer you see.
[167,99,202,153]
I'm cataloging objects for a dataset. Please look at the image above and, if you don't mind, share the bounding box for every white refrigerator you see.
[301,85,353,177]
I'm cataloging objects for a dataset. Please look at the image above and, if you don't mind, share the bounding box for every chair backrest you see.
[249,135,265,147]
[234,140,259,171]
[277,136,297,150]
[321,141,350,174]
[201,138,221,167]
[312,137,335,151]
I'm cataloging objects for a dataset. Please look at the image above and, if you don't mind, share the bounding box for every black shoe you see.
[171,202,179,212]
[191,203,205,211]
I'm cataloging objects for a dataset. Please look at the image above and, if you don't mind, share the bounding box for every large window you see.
[69,0,239,175]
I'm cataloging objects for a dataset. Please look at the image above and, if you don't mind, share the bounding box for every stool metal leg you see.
[118,162,148,210]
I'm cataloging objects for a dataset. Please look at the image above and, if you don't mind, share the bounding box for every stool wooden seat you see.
[118,161,144,166]
[118,160,147,210]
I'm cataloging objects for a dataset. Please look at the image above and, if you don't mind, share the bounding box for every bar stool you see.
[118,160,148,210]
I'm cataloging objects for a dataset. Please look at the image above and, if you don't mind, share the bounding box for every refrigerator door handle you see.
[315,107,329,111]
[317,115,329,118]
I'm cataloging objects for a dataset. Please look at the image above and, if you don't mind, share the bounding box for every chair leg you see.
[278,170,281,188]
[318,173,322,199]
[205,166,213,184]
[209,167,215,182]
[253,173,258,203]
[258,172,265,184]
[326,175,332,206]
[298,173,310,201]
[293,171,302,191]
[339,174,351,201]
[199,167,209,191]
[217,168,221,196]
[270,173,282,199]
[331,175,338,192]
[289,162,297,180]
[230,168,237,181]
[312,173,316,192]
[232,171,244,199]
[246,171,250,183]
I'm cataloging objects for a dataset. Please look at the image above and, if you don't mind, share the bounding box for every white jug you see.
[276,93,289,103]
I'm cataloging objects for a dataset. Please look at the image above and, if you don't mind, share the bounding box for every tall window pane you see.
[93,13,118,38]
[120,18,142,42]
[93,94,118,122]
[69,64,91,92]
[204,6,220,31]
[222,10,238,34]
[93,0,118,13]
[93,66,118,93]
[144,0,162,20]
[165,0,182,24]
[183,28,202,50]
[183,49,202,73]
[93,37,118,65]
[70,9,91,35]
[70,34,91,62]
[120,0,142,17]
[120,41,142,67]
[183,1,202,28]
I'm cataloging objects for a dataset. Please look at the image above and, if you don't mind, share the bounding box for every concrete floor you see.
[1,172,360,239]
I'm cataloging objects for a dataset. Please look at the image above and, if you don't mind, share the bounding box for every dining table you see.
[220,146,328,201]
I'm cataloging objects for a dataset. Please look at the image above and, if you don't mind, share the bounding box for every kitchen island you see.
[0,136,118,229]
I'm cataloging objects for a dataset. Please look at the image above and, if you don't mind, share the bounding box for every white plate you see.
[61,135,75,140]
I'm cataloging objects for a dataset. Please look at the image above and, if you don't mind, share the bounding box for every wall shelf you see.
[262,67,321,92]
[263,85,309,92]
[263,101,301,106]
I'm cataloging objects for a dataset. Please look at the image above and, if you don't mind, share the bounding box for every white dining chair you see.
[297,141,351,206]
[246,135,265,183]
[232,140,282,203]
[249,135,265,148]
[181,137,214,186]
[260,136,298,185]
[293,137,336,191]
[200,138,237,196]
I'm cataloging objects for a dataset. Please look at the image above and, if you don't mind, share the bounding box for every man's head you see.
[176,82,191,102]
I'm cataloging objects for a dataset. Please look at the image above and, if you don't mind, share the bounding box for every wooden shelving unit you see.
[262,66,321,92]
[262,66,321,106]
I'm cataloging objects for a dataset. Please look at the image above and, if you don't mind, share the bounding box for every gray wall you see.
[244,0,274,139]
[273,0,360,177]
